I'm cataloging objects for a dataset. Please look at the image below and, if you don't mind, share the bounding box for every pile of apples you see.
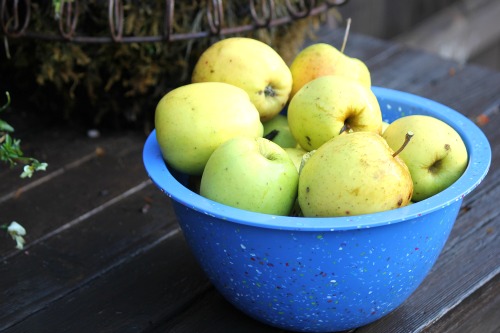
[154,37,468,217]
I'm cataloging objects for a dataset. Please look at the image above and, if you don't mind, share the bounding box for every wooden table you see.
[1,29,499,333]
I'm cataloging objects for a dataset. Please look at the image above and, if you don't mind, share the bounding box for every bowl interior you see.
[143,86,491,231]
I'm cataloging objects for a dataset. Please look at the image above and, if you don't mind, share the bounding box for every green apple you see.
[382,115,468,201]
[263,114,297,148]
[155,82,263,176]
[284,147,307,172]
[298,132,413,217]
[382,121,390,134]
[200,137,299,216]
[288,75,382,151]
[289,43,371,98]
[191,37,292,122]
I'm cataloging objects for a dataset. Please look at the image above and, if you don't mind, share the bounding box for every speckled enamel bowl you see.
[143,87,491,332]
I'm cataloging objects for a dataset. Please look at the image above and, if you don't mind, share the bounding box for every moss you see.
[0,1,338,129]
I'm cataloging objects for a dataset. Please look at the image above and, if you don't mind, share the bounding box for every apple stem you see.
[339,123,350,135]
[264,129,279,141]
[341,17,352,54]
[392,131,414,157]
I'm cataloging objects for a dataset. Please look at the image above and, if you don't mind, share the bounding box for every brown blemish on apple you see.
[345,210,351,215]
[445,144,450,150]
[306,136,312,146]
[306,186,310,193]
[397,198,403,206]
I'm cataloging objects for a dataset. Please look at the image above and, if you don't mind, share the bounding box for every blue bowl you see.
[143,87,491,332]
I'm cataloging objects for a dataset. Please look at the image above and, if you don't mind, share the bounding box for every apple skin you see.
[298,132,413,217]
[382,121,390,134]
[289,43,371,98]
[288,75,382,151]
[191,37,292,122]
[263,114,297,148]
[382,115,468,201]
[200,137,299,216]
[155,82,263,176]
[284,147,307,172]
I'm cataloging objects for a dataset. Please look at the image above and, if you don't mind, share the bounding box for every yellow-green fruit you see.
[284,147,307,172]
[155,82,263,176]
[383,115,468,201]
[200,137,298,216]
[263,114,297,148]
[289,43,371,98]
[382,121,390,134]
[192,37,292,122]
[299,132,413,217]
[288,75,382,151]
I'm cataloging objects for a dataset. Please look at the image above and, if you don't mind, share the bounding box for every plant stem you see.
[340,17,352,54]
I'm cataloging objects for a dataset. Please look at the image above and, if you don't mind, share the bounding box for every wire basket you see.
[1,0,348,43]
[0,1,349,128]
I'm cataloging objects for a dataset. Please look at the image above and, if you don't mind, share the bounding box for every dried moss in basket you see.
[0,1,340,129]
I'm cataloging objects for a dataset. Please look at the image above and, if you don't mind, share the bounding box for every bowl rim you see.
[143,86,491,231]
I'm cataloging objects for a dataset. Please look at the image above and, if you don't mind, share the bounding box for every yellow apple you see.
[155,82,263,176]
[288,75,382,151]
[191,37,292,122]
[284,147,307,172]
[289,43,371,98]
[299,132,413,217]
[383,115,468,201]
[382,121,390,134]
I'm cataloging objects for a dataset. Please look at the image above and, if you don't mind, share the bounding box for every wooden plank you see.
[0,183,182,330]
[415,64,500,119]
[306,28,403,63]
[151,288,288,333]
[372,49,459,94]
[395,0,500,65]
[335,0,461,39]
[422,274,500,333]
[369,42,500,118]
[0,128,136,198]
[4,226,211,333]
[0,132,148,257]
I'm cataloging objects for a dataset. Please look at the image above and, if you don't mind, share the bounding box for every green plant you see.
[1,91,48,249]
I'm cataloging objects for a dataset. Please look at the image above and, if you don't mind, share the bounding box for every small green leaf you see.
[0,119,14,132]
[0,91,10,113]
